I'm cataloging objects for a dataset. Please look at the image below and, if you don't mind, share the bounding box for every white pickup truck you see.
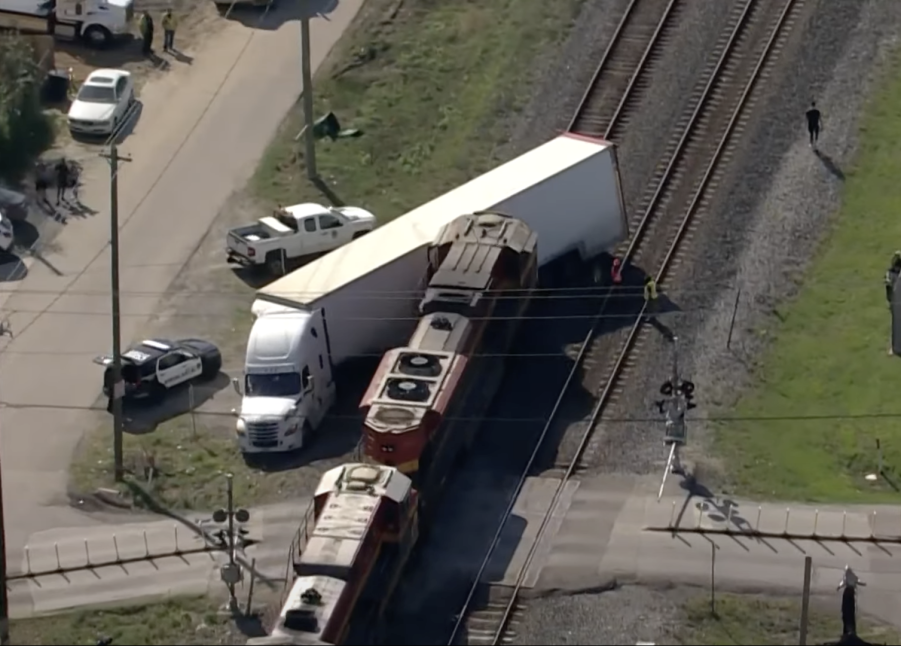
[226,203,376,273]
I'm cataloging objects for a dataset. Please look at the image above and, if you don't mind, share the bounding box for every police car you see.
[94,338,222,402]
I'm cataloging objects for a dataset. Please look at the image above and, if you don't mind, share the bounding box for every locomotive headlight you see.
[235,418,247,436]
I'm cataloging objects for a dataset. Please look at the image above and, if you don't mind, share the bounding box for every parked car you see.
[226,203,376,273]
[0,187,28,222]
[67,69,136,136]
[94,338,222,403]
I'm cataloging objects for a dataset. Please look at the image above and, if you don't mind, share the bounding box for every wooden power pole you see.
[300,15,317,180]
[0,320,13,645]
[100,143,131,481]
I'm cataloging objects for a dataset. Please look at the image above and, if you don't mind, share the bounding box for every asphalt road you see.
[0,0,364,560]
[9,481,901,632]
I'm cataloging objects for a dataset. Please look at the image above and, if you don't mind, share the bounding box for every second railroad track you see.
[450,0,804,643]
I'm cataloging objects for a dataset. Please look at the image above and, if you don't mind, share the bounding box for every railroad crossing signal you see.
[215,474,250,610]
[655,336,697,499]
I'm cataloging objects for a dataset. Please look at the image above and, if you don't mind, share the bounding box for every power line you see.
[0,307,707,320]
[6,0,279,346]
[0,279,880,302]
[0,400,899,425]
[0,282,764,298]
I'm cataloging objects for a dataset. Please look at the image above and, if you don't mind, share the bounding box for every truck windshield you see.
[245,373,301,397]
[77,85,116,103]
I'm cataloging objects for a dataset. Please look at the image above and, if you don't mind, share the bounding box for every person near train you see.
[806,101,822,149]
[643,276,658,321]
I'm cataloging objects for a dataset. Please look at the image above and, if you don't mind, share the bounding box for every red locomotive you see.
[264,463,418,645]
[258,212,538,646]
[360,210,538,497]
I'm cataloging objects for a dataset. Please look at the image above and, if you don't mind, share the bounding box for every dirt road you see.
[0,0,363,561]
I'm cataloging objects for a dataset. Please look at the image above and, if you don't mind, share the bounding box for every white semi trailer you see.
[232,133,629,454]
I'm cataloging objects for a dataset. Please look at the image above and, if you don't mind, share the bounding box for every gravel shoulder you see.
[599,0,901,487]
[389,0,901,643]
[514,584,899,645]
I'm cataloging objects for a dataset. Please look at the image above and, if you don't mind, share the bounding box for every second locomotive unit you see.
[360,210,538,511]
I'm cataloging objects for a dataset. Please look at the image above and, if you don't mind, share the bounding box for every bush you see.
[0,34,53,182]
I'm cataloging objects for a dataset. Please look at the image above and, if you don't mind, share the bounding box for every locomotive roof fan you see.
[386,378,432,403]
[397,352,442,377]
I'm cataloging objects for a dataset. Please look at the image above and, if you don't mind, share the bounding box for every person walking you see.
[54,158,70,205]
[138,10,154,56]
[161,10,177,52]
[806,101,822,149]
[643,275,658,321]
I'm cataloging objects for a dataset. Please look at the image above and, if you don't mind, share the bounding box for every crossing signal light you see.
[680,380,696,409]
[659,379,697,409]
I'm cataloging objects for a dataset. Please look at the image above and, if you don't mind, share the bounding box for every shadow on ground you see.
[221,0,338,30]
[0,253,28,282]
[123,371,232,434]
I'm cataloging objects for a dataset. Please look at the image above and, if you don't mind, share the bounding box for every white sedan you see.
[67,69,136,136]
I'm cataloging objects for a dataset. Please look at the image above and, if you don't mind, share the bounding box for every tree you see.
[0,34,53,181]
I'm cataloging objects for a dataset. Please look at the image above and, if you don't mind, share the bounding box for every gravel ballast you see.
[386,0,901,643]
[601,0,901,482]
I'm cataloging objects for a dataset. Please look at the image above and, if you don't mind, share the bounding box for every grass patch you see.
[715,49,901,503]
[10,596,250,645]
[252,0,585,218]
[676,593,899,645]
[70,310,299,512]
[70,416,299,512]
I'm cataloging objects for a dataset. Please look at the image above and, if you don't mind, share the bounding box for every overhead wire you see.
[0,400,897,425]
[0,281,777,299]
[0,307,708,320]
[5,0,281,344]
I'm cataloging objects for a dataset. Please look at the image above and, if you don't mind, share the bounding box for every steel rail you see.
[447,0,801,642]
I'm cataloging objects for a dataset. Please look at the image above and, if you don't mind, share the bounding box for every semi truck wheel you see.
[83,26,113,49]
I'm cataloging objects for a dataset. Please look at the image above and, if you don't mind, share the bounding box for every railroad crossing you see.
[10,482,900,633]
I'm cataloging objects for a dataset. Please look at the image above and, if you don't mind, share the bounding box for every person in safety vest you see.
[162,10,178,52]
[643,276,658,320]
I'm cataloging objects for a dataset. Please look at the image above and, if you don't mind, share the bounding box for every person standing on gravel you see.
[806,101,822,149]
[643,275,658,321]
[162,10,178,52]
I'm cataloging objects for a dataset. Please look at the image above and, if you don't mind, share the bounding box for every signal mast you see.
[655,335,696,500]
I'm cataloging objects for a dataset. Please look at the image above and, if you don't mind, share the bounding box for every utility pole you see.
[0,320,12,645]
[300,15,317,180]
[100,143,131,482]
[799,555,812,645]
[0,451,7,646]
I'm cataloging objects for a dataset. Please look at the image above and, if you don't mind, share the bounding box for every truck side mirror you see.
[231,377,243,396]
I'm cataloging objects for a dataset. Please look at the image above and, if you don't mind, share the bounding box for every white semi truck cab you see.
[232,310,335,453]
[0,0,134,48]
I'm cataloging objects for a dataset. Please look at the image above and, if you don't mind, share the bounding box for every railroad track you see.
[569,0,682,139]
[448,0,803,643]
